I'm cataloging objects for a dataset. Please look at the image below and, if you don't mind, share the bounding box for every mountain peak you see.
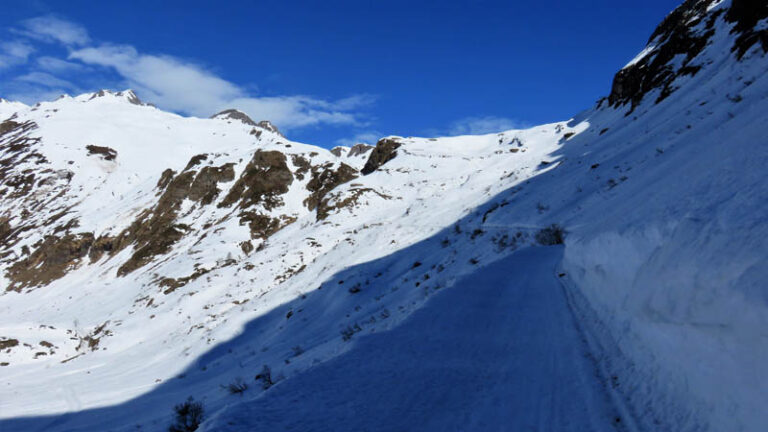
[210,110,283,136]
[211,108,257,126]
[0,98,28,121]
[255,120,282,136]
[81,89,143,105]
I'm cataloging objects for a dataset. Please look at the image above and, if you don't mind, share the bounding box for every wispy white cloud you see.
[16,71,78,89]
[335,131,382,146]
[69,44,241,114]
[0,40,35,70]
[4,16,373,132]
[447,116,527,136]
[66,42,371,130]
[36,56,87,72]
[16,16,90,46]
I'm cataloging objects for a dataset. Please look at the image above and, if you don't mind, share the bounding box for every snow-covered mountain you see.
[1,0,766,430]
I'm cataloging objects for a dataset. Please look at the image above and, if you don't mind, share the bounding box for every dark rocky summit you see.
[608,0,767,112]
[211,109,258,126]
[361,138,402,175]
[348,144,374,158]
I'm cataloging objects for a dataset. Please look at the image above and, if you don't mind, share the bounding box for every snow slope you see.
[1,0,766,431]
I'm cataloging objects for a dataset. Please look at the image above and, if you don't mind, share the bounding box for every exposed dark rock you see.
[239,212,297,240]
[348,143,374,158]
[240,241,254,254]
[361,138,402,175]
[211,109,257,126]
[184,154,208,171]
[608,0,767,112]
[85,145,118,161]
[117,224,190,276]
[726,0,768,59]
[219,150,293,210]
[88,235,115,263]
[608,0,718,111]
[0,120,23,137]
[290,154,312,181]
[88,90,109,100]
[117,90,142,105]
[6,232,94,291]
[330,146,346,157]
[0,338,19,350]
[304,163,359,215]
[110,167,199,276]
[0,217,11,246]
[211,150,297,240]
[156,169,176,190]
[316,187,392,221]
[188,164,236,205]
[256,120,282,137]
[1,121,44,199]
[159,266,213,295]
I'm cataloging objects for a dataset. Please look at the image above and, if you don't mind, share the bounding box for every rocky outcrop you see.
[290,154,312,180]
[114,168,197,276]
[316,187,392,221]
[6,233,94,291]
[304,162,359,218]
[361,138,402,175]
[211,109,257,126]
[88,90,143,106]
[608,0,719,110]
[188,164,236,205]
[726,0,768,59]
[219,150,296,240]
[608,0,768,112]
[330,146,347,157]
[1,121,45,200]
[256,120,282,137]
[348,144,374,158]
[85,145,118,161]
[240,212,297,240]
[114,157,236,276]
[219,151,293,210]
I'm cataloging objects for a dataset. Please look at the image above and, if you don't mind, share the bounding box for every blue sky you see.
[0,0,682,148]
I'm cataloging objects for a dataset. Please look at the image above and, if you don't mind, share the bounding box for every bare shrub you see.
[535,224,565,246]
[222,377,248,395]
[169,397,204,432]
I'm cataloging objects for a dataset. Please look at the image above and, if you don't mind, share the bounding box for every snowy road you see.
[204,246,621,431]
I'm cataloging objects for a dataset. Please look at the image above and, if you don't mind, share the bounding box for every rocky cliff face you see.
[608,0,767,111]
[0,102,367,291]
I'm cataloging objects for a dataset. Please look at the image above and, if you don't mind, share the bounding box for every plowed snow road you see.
[205,246,622,431]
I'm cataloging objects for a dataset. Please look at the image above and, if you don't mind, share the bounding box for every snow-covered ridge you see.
[0,99,28,122]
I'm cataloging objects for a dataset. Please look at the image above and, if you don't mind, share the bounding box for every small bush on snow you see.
[535,224,565,246]
[169,397,204,432]
[222,377,248,395]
